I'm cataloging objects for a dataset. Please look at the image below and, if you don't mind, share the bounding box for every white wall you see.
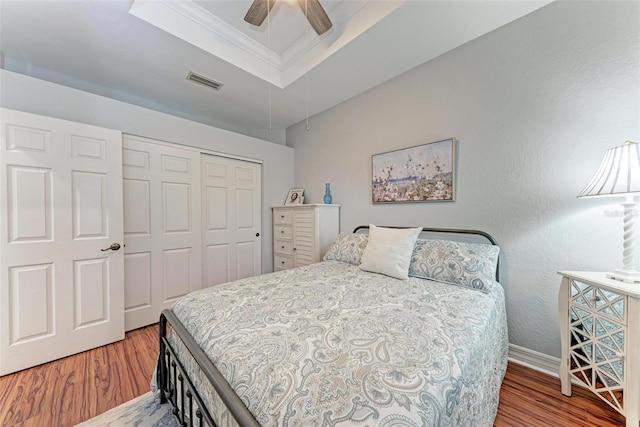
[0,69,295,273]
[287,1,640,358]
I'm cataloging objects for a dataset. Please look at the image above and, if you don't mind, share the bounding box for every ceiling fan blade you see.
[297,0,332,35]
[244,0,276,27]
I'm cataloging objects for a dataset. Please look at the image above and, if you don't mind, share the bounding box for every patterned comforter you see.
[167,261,508,427]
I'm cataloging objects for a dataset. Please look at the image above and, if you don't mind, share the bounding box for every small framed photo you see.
[285,188,304,205]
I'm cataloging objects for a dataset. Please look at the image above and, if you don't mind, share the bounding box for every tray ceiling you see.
[0,0,554,136]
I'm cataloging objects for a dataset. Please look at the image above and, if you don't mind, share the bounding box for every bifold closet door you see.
[122,136,201,331]
[0,108,124,375]
[202,154,262,287]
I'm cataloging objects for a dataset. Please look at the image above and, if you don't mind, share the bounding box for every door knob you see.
[256,232,260,237]
[101,243,121,252]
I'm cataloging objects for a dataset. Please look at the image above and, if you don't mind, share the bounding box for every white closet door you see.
[202,154,261,287]
[0,108,124,376]
[122,136,201,331]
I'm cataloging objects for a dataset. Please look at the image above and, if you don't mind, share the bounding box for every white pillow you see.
[358,225,423,280]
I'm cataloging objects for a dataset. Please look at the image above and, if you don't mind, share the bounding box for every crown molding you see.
[129,0,404,88]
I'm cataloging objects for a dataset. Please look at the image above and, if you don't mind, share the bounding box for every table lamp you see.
[578,141,640,283]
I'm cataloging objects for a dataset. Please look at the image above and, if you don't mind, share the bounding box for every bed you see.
[156,226,508,427]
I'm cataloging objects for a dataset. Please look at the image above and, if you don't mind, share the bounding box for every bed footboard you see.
[158,309,260,427]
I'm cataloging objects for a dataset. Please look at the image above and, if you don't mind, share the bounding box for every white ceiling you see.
[130,0,405,88]
[0,0,553,138]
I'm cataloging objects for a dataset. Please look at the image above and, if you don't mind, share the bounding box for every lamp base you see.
[607,269,640,284]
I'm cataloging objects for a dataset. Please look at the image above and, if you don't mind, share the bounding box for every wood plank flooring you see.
[0,324,628,426]
[0,326,158,427]
[496,362,625,427]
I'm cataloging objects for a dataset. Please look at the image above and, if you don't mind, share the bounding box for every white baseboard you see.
[508,343,561,378]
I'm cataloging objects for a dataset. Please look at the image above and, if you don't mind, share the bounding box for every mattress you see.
[163,260,508,426]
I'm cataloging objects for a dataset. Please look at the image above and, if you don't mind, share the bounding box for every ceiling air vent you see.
[187,71,223,91]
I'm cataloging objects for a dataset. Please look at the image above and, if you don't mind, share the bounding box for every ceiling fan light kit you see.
[244,0,333,36]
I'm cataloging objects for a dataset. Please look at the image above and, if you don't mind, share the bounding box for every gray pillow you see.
[323,233,369,265]
[408,239,500,292]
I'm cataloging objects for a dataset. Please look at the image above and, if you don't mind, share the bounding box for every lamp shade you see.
[578,141,640,198]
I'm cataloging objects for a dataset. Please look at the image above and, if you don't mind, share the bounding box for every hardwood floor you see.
[0,326,158,427]
[0,325,627,426]
[496,363,625,427]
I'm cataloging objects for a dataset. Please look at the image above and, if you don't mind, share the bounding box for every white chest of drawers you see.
[558,271,640,427]
[272,204,339,271]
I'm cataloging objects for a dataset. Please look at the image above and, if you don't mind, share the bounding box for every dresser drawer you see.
[273,209,293,225]
[274,224,293,240]
[274,240,293,255]
[274,255,293,270]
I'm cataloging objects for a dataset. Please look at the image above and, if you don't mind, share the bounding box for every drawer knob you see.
[281,215,284,218]
[281,261,285,264]
[281,230,284,233]
[281,246,285,249]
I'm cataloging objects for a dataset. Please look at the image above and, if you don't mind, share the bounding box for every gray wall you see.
[287,1,640,358]
[2,58,288,146]
[0,69,295,273]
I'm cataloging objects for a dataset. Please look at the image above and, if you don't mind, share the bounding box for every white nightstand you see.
[558,271,640,427]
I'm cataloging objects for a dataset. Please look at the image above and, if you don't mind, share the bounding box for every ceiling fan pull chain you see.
[267,0,272,134]
[305,0,310,132]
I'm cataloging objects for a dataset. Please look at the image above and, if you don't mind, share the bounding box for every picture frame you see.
[285,188,305,205]
[372,138,455,203]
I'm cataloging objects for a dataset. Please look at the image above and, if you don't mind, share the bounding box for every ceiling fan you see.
[244,0,333,36]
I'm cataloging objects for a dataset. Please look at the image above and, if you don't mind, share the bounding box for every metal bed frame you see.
[158,226,499,427]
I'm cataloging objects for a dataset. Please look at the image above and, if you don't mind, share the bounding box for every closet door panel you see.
[122,136,201,331]
[202,155,261,287]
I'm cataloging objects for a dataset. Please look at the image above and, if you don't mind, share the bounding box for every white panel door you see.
[0,108,124,375]
[202,154,261,287]
[122,136,201,331]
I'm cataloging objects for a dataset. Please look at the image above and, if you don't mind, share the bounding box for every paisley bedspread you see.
[166,261,508,427]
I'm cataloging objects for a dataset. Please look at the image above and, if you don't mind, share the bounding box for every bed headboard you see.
[352,225,500,282]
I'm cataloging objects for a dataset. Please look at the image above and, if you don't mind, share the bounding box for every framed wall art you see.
[372,138,455,203]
